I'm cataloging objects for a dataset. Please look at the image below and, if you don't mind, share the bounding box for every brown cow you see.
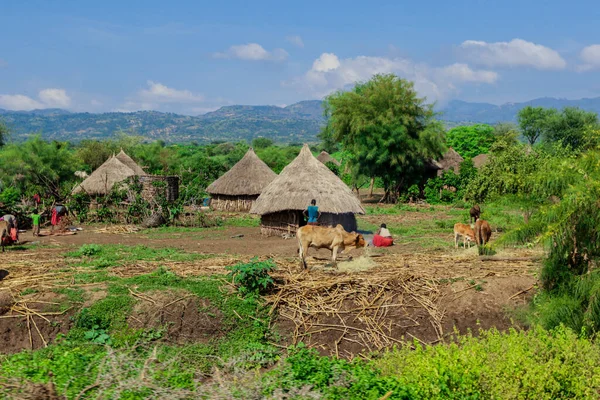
[470,205,481,223]
[297,224,366,269]
[0,221,10,252]
[454,223,475,249]
[474,219,492,246]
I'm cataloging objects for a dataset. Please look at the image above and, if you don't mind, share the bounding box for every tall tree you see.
[323,74,445,201]
[517,106,557,145]
[545,107,599,151]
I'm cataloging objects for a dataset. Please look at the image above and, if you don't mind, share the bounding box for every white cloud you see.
[214,43,288,62]
[437,63,498,84]
[291,53,498,101]
[139,81,204,103]
[460,39,566,70]
[0,88,72,110]
[286,35,304,48]
[577,44,600,72]
[312,53,341,72]
[38,88,71,108]
[0,94,43,110]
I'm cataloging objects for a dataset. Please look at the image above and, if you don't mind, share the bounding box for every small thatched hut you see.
[436,148,464,176]
[472,153,489,169]
[250,144,365,236]
[207,148,277,212]
[316,151,341,167]
[72,156,138,196]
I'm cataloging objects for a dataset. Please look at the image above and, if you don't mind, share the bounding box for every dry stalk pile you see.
[266,264,445,357]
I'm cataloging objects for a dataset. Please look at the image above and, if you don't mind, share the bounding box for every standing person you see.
[33,194,41,206]
[51,205,60,233]
[31,209,41,237]
[303,199,321,226]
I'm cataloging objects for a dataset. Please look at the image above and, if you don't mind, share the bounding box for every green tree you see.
[545,107,599,151]
[0,136,80,200]
[446,124,495,158]
[0,120,9,148]
[323,74,445,201]
[251,137,274,149]
[518,106,557,145]
[76,140,118,171]
[492,122,519,145]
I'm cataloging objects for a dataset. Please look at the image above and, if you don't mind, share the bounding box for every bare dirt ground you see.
[0,216,540,356]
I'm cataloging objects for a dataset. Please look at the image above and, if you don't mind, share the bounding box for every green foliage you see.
[372,326,600,399]
[0,120,8,148]
[446,124,495,158]
[0,186,21,208]
[0,136,80,200]
[251,137,274,149]
[323,74,445,200]
[78,244,101,257]
[544,107,600,151]
[518,105,557,145]
[424,159,476,204]
[227,258,276,297]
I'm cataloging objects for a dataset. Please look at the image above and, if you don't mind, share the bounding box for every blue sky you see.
[2,0,600,114]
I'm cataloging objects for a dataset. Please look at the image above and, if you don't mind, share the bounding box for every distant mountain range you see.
[2,97,600,143]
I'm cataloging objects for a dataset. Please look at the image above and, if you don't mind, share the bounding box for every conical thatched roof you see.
[316,151,341,167]
[72,156,137,195]
[472,153,489,169]
[207,148,277,196]
[250,144,365,215]
[115,149,146,175]
[437,148,464,175]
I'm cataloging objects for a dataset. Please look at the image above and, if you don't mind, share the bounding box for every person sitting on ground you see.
[31,209,41,237]
[2,214,18,243]
[303,199,321,226]
[373,223,394,247]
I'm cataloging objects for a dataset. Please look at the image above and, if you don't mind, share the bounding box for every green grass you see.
[65,244,215,268]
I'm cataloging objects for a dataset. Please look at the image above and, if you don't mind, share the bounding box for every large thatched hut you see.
[72,156,140,196]
[316,151,341,167]
[207,148,277,212]
[250,144,365,236]
[436,148,464,176]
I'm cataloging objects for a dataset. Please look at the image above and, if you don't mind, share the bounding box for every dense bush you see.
[446,124,495,158]
[226,258,277,297]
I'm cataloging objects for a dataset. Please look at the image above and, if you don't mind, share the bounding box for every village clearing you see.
[0,203,541,398]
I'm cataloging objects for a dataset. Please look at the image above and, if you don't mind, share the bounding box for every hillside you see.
[439,97,600,123]
[0,101,325,143]
[2,97,600,143]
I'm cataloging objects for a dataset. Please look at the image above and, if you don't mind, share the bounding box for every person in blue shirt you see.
[303,199,321,226]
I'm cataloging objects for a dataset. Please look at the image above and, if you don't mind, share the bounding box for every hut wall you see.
[139,176,179,203]
[259,211,357,237]
[210,194,259,212]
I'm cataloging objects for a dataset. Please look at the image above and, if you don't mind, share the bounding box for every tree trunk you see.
[368,177,375,198]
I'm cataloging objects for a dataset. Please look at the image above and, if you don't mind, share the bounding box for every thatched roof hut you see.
[436,148,464,176]
[316,151,341,167]
[72,156,137,196]
[115,149,146,175]
[206,148,277,211]
[472,153,489,169]
[250,144,365,236]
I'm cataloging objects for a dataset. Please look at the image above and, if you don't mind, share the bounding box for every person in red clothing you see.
[372,223,394,247]
[51,204,66,233]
